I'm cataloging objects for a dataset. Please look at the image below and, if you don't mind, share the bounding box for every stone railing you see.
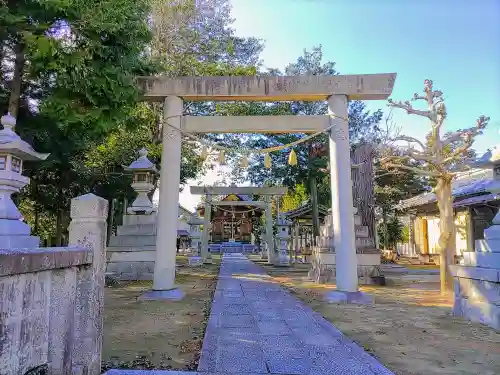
[0,194,108,375]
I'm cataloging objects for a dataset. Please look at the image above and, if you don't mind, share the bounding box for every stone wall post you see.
[68,193,108,375]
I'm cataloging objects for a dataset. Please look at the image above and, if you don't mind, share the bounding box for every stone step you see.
[108,235,157,247]
[117,224,157,236]
[476,239,500,253]
[463,251,500,268]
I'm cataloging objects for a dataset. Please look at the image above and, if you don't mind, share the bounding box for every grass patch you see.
[102,259,220,372]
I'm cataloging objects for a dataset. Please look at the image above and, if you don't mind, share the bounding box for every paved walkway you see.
[198,253,394,375]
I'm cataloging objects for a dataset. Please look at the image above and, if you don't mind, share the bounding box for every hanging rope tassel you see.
[240,155,249,168]
[264,153,272,169]
[200,145,208,160]
[288,149,298,166]
[217,150,226,164]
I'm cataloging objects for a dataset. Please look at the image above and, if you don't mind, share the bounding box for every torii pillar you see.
[140,96,185,301]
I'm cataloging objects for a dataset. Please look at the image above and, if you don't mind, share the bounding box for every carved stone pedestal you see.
[309,209,383,285]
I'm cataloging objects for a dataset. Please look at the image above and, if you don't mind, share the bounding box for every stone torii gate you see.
[137,73,396,300]
[190,185,288,264]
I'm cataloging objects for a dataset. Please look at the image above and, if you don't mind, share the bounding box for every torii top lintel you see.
[137,73,397,102]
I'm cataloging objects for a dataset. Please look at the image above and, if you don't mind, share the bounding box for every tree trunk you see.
[351,144,376,239]
[8,41,25,118]
[308,144,320,246]
[382,210,389,250]
[435,176,455,294]
[55,209,64,246]
[309,176,320,246]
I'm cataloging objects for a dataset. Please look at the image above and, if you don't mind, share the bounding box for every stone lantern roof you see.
[123,148,157,172]
[0,113,49,161]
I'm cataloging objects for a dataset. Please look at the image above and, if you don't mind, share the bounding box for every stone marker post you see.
[68,193,108,375]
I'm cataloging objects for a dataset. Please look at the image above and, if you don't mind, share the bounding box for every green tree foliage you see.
[377,217,404,250]
[280,183,309,212]
[214,46,384,208]
[1,0,263,244]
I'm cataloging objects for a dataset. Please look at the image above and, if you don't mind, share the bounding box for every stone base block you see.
[453,296,500,331]
[325,290,374,305]
[452,265,500,331]
[308,252,382,285]
[106,261,155,281]
[138,288,185,301]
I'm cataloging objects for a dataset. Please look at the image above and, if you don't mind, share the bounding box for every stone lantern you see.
[187,212,204,265]
[123,148,157,215]
[275,213,291,266]
[0,113,49,248]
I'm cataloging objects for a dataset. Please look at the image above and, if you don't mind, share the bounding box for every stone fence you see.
[0,194,108,375]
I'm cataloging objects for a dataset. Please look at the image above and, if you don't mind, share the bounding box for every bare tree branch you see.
[442,115,490,147]
[406,148,438,164]
[391,135,426,150]
[387,99,432,119]
[381,162,441,177]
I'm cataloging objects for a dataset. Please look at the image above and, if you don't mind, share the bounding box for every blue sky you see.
[179,0,500,209]
[230,0,500,153]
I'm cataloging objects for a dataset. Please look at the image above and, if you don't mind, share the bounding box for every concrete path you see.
[197,253,394,375]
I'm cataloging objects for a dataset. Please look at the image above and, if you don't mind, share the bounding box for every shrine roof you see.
[283,199,329,219]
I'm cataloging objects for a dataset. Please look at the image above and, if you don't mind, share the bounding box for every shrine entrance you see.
[190,185,287,261]
[198,193,260,244]
[137,73,396,294]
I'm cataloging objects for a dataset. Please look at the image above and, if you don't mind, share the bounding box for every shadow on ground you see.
[101,256,220,372]
[254,260,500,375]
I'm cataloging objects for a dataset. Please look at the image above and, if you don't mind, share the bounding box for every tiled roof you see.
[453,193,500,208]
[399,172,500,209]
[283,199,329,219]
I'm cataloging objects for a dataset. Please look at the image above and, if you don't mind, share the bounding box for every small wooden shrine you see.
[197,194,263,244]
